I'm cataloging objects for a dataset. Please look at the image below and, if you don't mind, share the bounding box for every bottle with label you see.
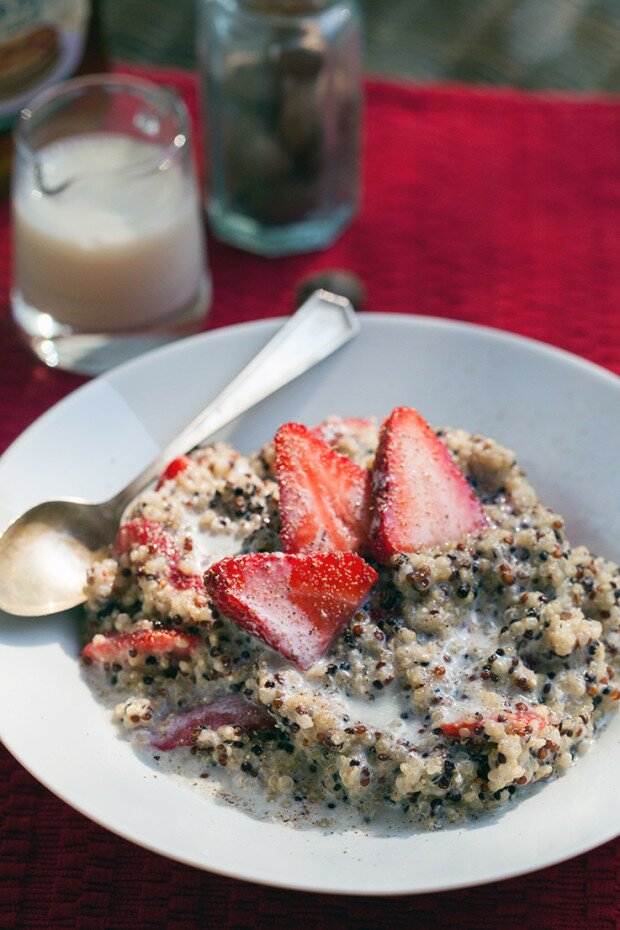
[0,0,106,194]
[197,0,363,257]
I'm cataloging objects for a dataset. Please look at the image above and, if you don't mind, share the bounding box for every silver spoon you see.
[0,291,359,617]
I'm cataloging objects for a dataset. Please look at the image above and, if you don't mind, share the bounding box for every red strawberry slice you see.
[440,720,482,739]
[82,629,201,663]
[370,406,487,563]
[152,694,273,750]
[311,417,375,447]
[441,709,546,739]
[204,551,377,670]
[113,518,178,562]
[113,517,202,591]
[156,454,193,490]
[275,422,371,553]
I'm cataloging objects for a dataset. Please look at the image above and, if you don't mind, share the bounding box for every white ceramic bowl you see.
[0,315,618,894]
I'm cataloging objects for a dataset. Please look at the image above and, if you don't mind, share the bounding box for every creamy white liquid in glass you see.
[14,133,206,331]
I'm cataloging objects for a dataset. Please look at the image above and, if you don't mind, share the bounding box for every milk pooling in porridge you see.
[13,133,205,330]
[81,411,620,828]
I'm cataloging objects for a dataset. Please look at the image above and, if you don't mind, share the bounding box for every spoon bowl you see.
[0,499,117,616]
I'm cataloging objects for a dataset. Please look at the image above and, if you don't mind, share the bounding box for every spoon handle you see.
[107,290,359,519]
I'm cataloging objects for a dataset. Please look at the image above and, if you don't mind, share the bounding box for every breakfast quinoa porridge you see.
[82,408,620,827]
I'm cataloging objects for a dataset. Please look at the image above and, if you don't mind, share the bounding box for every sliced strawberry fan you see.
[204,551,377,670]
[113,517,202,591]
[152,694,273,750]
[275,422,371,554]
[370,406,487,563]
[82,629,201,663]
[113,518,178,562]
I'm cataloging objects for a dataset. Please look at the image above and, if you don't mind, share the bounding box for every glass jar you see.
[197,0,362,256]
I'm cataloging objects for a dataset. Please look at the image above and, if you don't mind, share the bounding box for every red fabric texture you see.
[1,66,619,927]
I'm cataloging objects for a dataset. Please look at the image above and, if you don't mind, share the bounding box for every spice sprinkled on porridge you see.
[82,408,620,827]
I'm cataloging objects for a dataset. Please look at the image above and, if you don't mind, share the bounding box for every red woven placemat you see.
[0,67,619,928]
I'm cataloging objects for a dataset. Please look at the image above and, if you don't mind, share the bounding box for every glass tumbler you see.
[11,74,211,374]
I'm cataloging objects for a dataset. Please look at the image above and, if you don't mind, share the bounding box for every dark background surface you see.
[103,0,620,90]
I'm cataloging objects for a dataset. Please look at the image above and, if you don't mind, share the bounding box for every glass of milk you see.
[11,74,211,373]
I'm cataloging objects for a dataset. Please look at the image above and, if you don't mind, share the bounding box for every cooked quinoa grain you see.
[82,421,620,827]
